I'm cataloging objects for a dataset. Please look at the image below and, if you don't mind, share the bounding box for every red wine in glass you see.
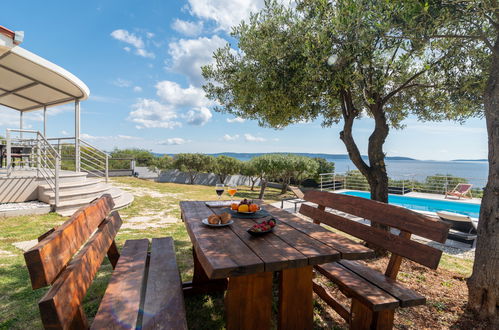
[215,184,224,199]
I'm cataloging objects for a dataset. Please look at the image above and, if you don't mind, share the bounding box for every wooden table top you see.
[180,201,374,279]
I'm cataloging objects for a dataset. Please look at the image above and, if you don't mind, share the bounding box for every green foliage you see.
[150,155,174,170]
[202,0,483,129]
[313,157,335,180]
[344,170,370,191]
[173,153,216,184]
[213,155,242,183]
[110,148,154,169]
[240,161,260,190]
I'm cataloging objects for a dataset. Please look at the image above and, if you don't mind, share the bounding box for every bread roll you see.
[208,214,220,224]
[220,212,232,224]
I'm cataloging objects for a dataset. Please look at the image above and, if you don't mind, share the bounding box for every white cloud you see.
[223,134,239,141]
[80,133,141,141]
[61,130,69,136]
[244,133,266,142]
[110,29,155,58]
[146,32,155,39]
[158,138,188,145]
[136,48,155,59]
[171,19,204,36]
[112,78,132,88]
[226,116,245,123]
[124,46,131,52]
[167,35,228,86]
[111,29,144,48]
[184,107,212,126]
[133,86,143,92]
[155,80,213,107]
[186,0,264,32]
[128,98,181,129]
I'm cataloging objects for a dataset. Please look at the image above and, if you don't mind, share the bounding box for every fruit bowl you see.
[232,199,261,214]
[247,218,277,236]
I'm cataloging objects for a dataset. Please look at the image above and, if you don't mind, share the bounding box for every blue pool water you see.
[339,191,480,218]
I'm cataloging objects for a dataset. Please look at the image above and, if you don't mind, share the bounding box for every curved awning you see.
[0,45,90,112]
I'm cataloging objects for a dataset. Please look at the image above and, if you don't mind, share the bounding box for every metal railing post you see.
[55,155,60,207]
[105,155,109,183]
[320,175,323,191]
[6,129,11,176]
[37,134,41,177]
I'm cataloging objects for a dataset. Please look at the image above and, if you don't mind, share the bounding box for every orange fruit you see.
[238,204,249,213]
[249,204,259,212]
[231,203,238,210]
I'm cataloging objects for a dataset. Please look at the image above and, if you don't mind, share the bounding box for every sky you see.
[0,1,488,161]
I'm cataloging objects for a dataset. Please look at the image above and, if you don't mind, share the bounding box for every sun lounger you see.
[280,186,306,213]
[445,183,473,199]
[436,211,477,246]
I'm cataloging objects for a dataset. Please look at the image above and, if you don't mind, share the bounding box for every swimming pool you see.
[339,191,480,218]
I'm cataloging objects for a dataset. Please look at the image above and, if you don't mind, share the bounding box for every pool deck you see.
[334,189,482,205]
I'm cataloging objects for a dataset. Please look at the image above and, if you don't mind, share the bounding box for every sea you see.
[207,153,489,188]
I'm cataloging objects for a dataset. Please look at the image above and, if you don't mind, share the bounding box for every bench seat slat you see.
[315,262,400,312]
[142,237,188,330]
[91,239,150,330]
[338,260,426,308]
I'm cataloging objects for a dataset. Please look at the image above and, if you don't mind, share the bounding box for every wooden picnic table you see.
[180,200,374,329]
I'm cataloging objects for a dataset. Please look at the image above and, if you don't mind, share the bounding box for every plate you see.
[202,218,234,227]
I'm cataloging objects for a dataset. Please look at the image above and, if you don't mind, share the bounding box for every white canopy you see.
[0,45,89,112]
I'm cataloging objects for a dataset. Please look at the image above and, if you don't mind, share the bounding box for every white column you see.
[19,111,23,139]
[75,99,80,172]
[43,106,47,137]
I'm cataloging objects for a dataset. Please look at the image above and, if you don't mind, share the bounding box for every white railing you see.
[5,129,61,206]
[319,171,486,196]
[46,137,110,182]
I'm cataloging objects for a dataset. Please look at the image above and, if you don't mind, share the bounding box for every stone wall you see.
[157,169,260,186]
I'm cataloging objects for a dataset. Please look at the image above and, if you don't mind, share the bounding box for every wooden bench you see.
[23,194,188,329]
[299,191,450,330]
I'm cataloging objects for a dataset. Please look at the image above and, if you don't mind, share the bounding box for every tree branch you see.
[338,90,370,175]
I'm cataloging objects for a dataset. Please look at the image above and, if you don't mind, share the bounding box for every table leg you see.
[183,247,227,295]
[279,265,313,329]
[225,272,273,330]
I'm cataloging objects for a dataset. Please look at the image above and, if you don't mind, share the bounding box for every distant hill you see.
[452,159,488,162]
[153,152,416,161]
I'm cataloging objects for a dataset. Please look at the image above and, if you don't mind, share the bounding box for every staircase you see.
[38,171,134,217]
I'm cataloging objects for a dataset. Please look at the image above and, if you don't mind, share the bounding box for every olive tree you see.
[213,155,242,183]
[173,153,215,184]
[408,0,498,322]
[202,0,481,207]
[240,161,260,190]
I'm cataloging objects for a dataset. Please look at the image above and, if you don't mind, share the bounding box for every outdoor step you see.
[113,191,135,210]
[55,187,126,217]
[38,178,103,192]
[40,183,111,204]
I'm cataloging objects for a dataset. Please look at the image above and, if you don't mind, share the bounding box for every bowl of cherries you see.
[247,218,277,236]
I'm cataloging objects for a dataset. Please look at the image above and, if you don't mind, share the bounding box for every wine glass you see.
[215,184,225,200]
[227,184,237,203]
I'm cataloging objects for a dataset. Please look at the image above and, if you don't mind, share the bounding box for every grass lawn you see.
[0,177,478,329]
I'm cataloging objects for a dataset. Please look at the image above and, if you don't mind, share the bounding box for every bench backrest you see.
[300,191,450,277]
[24,194,121,329]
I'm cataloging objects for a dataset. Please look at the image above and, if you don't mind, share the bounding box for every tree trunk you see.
[467,35,499,324]
[281,177,290,194]
[259,179,267,200]
[250,178,257,191]
[339,92,390,255]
